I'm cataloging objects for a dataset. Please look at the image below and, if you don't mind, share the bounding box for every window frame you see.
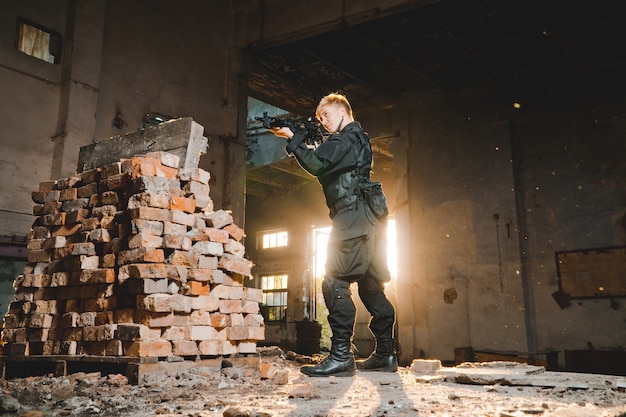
[257,228,289,250]
[259,273,288,322]
[15,17,63,65]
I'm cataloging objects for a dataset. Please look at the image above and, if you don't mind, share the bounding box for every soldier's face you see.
[318,104,345,133]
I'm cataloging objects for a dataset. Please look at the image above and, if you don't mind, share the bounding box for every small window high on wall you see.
[16,18,63,64]
[259,229,288,249]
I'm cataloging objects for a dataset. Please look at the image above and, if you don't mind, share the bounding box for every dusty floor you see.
[1,348,625,417]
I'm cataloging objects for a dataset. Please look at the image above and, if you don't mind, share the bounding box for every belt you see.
[329,194,358,218]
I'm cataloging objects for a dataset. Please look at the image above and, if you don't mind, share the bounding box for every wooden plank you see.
[77,117,208,172]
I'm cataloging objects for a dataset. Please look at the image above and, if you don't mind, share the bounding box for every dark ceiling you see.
[244,0,626,197]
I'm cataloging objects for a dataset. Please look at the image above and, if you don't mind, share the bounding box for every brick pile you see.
[1,151,264,359]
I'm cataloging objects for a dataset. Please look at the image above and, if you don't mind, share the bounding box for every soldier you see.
[269,92,397,377]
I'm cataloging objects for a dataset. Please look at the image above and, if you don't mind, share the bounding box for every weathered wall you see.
[512,104,626,357]
[0,1,67,228]
[392,95,526,363]
[93,0,245,224]
[1,0,246,237]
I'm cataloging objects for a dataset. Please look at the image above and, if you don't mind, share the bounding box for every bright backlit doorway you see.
[311,219,398,348]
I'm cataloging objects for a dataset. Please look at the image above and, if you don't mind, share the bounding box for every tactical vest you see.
[326,128,373,217]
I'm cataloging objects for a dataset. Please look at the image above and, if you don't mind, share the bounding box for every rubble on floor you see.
[1,349,625,417]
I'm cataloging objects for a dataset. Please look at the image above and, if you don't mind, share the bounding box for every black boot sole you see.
[301,368,356,377]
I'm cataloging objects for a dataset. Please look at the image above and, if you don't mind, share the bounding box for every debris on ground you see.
[1,348,625,417]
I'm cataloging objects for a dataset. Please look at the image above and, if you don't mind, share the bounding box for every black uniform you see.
[286,121,395,344]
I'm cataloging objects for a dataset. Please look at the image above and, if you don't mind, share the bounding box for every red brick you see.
[190,295,219,312]
[59,188,78,201]
[204,227,229,243]
[80,218,100,231]
[79,268,116,284]
[101,173,131,191]
[28,249,51,263]
[116,323,161,341]
[189,325,221,341]
[32,191,46,204]
[130,219,164,235]
[133,310,174,327]
[169,196,196,213]
[227,327,249,340]
[218,299,243,314]
[80,168,101,184]
[186,281,209,296]
[218,254,251,276]
[192,241,223,256]
[42,212,66,226]
[130,207,170,222]
[128,192,170,209]
[101,191,120,205]
[223,224,245,241]
[162,221,187,235]
[70,242,96,256]
[133,176,180,195]
[172,340,199,356]
[177,168,210,184]
[203,209,233,229]
[26,327,50,342]
[161,326,190,341]
[65,208,90,224]
[77,182,98,198]
[224,239,245,257]
[101,161,123,178]
[163,234,192,250]
[186,268,212,282]
[105,340,124,356]
[128,233,163,249]
[170,209,196,227]
[197,255,219,270]
[127,278,169,294]
[125,340,172,357]
[145,151,180,168]
[42,201,62,214]
[238,341,258,354]
[242,300,260,314]
[166,250,198,267]
[117,247,165,265]
[197,340,223,355]
[38,180,58,193]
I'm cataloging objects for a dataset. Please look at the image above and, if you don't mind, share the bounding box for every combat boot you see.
[301,339,356,377]
[356,338,398,372]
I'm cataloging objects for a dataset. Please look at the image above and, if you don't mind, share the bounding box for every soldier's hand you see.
[271,127,294,139]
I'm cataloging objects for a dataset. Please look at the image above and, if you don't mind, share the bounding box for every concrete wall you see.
[1,0,246,235]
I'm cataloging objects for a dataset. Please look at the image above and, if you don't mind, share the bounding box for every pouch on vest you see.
[360,181,389,218]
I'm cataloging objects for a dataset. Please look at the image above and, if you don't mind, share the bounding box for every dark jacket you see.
[286,121,374,241]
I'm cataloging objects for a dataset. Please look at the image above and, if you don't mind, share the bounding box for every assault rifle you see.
[256,112,324,146]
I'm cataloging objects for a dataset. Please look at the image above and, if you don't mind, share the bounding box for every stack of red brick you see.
[1,151,264,358]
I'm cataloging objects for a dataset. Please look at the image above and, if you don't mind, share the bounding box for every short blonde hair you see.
[316,93,353,120]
